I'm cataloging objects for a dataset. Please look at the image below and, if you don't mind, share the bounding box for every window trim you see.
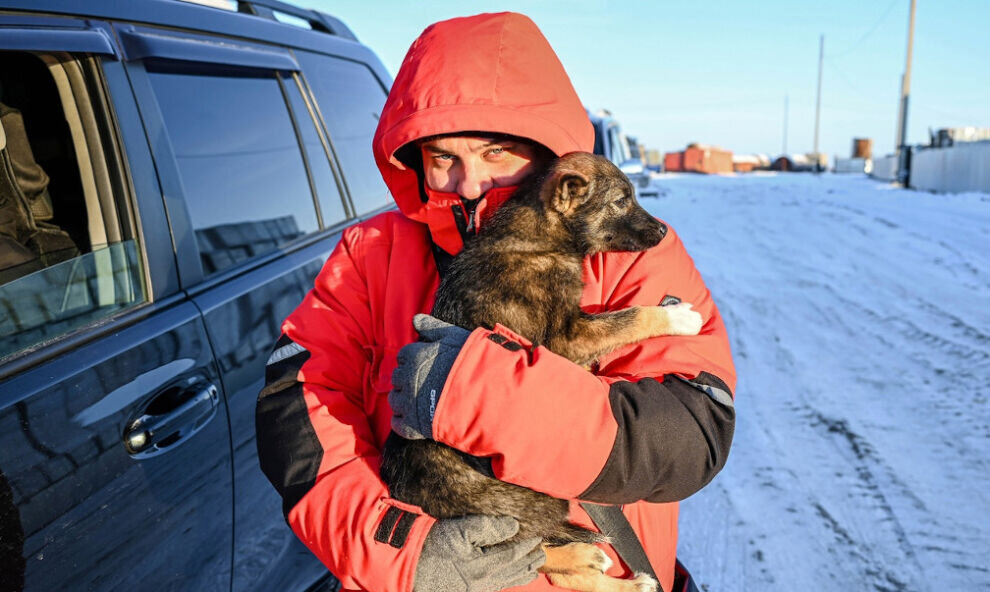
[41,55,117,250]
[276,73,324,228]
[0,26,118,57]
[118,26,299,71]
[286,68,353,219]
[294,61,356,217]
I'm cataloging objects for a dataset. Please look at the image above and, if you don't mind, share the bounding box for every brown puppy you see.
[381,152,702,592]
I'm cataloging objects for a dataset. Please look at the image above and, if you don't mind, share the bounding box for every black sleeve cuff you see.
[579,372,735,504]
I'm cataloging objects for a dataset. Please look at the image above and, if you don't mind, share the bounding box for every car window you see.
[592,121,605,159]
[281,72,348,226]
[297,53,390,214]
[146,62,319,276]
[0,51,146,360]
[608,124,628,165]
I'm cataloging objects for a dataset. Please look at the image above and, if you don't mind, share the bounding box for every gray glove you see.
[389,314,471,440]
[414,515,545,592]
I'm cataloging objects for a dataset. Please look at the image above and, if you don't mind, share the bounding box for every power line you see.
[825,63,977,124]
[825,0,901,59]
[826,61,882,107]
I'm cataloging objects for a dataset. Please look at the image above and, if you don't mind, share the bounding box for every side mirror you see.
[619,158,644,176]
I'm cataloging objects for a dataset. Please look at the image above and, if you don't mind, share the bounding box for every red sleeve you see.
[256,226,435,592]
[430,225,736,502]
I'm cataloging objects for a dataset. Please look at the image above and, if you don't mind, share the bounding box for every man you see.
[256,12,735,592]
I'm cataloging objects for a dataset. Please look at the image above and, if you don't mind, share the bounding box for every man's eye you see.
[435,154,456,162]
[486,147,506,157]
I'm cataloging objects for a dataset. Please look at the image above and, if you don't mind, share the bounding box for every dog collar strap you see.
[423,185,519,255]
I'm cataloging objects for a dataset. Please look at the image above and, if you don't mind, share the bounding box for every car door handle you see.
[123,382,219,458]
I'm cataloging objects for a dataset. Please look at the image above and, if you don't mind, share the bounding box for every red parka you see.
[257,12,736,592]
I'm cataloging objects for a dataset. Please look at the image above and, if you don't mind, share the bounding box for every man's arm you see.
[418,226,736,503]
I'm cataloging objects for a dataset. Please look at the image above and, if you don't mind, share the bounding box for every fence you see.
[909,142,990,194]
[870,155,898,181]
[834,157,872,174]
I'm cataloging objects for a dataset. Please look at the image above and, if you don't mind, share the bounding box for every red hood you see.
[372,12,593,254]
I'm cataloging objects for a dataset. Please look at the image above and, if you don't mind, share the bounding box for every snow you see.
[639,172,990,591]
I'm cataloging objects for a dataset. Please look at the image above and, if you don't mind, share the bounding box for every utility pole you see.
[813,34,824,172]
[895,0,917,185]
[783,94,789,155]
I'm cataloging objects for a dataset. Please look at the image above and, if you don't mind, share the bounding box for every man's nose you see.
[458,160,493,200]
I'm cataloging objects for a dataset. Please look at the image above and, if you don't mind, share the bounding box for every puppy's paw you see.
[542,542,612,574]
[659,302,703,335]
[590,547,612,573]
[572,544,611,572]
[628,573,658,592]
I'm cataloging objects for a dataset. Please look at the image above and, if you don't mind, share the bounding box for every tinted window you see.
[298,53,390,213]
[282,73,347,226]
[0,242,144,358]
[147,64,319,275]
[0,51,146,359]
[592,121,605,158]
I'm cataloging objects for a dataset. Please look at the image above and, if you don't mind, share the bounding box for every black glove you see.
[389,314,471,440]
[414,515,545,592]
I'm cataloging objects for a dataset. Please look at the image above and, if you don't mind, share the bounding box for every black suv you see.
[0,1,393,590]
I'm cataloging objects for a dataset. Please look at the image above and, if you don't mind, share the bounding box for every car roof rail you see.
[175,0,358,42]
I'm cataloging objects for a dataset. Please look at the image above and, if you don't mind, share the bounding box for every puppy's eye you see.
[614,197,631,208]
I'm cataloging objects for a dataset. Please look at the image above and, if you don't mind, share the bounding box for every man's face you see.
[419,135,546,200]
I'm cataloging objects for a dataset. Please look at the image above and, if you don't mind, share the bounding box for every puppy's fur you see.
[381,152,702,592]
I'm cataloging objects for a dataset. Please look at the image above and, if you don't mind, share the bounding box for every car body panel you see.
[0,297,235,591]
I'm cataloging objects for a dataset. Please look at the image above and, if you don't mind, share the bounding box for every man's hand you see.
[389,314,471,440]
[414,515,545,592]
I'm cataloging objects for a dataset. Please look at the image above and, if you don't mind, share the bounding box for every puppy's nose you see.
[640,216,666,245]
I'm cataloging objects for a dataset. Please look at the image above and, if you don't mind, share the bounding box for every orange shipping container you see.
[664,151,685,172]
[683,146,733,174]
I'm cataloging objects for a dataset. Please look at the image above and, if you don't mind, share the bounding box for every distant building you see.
[772,153,827,172]
[929,127,990,148]
[732,154,771,173]
[664,143,733,174]
[643,149,663,170]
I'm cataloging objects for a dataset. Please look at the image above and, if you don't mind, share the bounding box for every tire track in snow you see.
[650,173,990,590]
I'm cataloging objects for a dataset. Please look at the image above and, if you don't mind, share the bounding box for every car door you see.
[0,16,233,592]
[113,23,358,592]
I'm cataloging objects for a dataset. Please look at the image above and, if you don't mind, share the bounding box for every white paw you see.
[598,548,613,572]
[589,547,613,572]
[663,302,703,335]
[630,573,658,592]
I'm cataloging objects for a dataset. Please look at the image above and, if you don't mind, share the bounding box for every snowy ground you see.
[640,172,990,591]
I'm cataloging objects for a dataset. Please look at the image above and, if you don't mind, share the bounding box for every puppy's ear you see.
[549,170,590,213]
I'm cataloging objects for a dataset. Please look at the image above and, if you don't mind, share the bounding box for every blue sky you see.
[309,0,988,160]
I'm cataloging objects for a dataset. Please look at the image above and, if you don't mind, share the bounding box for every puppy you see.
[381,152,702,592]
